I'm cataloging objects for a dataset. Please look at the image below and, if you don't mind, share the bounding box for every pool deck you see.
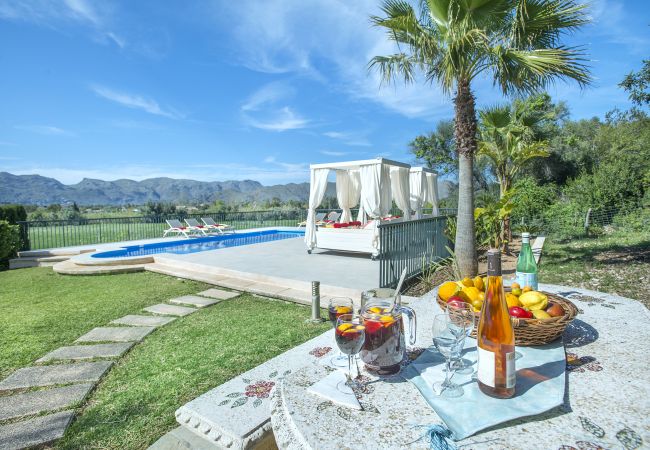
[156,236,378,291]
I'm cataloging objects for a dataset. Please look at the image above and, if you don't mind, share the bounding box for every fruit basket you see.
[436,292,578,346]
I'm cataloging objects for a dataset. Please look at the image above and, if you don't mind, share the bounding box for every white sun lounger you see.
[163,219,202,238]
[297,212,326,227]
[201,217,235,234]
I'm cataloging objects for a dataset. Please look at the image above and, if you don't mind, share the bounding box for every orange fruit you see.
[473,276,485,291]
[439,281,461,301]
[511,282,521,290]
[338,323,353,332]
[523,286,533,293]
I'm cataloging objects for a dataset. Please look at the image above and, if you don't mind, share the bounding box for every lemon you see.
[439,281,461,301]
[461,277,474,288]
[519,291,548,311]
[532,310,551,320]
[511,282,521,290]
[506,293,521,308]
[460,286,481,303]
[473,276,485,291]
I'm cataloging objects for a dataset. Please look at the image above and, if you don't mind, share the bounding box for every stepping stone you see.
[143,304,197,317]
[111,315,176,327]
[169,295,220,308]
[0,383,94,421]
[37,342,135,363]
[0,361,112,392]
[197,288,240,300]
[75,326,155,343]
[0,410,74,450]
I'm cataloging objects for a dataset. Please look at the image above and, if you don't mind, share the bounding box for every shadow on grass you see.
[544,238,650,266]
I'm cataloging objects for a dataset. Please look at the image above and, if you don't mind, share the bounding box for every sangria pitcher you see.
[360,299,416,375]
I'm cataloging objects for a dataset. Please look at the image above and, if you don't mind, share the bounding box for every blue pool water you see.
[91,229,305,258]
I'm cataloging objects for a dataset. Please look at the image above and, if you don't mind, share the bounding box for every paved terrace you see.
[155,235,379,291]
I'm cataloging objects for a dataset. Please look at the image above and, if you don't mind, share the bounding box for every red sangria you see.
[328,297,354,325]
[334,314,365,391]
[360,299,416,375]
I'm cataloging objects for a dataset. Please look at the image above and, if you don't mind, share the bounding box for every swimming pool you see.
[91,229,305,258]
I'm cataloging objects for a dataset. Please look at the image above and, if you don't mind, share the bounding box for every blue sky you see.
[0,0,648,185]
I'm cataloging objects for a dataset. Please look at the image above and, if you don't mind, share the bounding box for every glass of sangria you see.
[328,297,354,367]
[334,314,365,391]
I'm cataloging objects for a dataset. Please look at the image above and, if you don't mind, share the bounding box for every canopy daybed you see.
[304,158,411,258]
[409,167,439,218]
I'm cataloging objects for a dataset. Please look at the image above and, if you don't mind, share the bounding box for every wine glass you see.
[328,297,354,367]
[431,314,467,398]
[334,314,366,392]
[444,302,476,374]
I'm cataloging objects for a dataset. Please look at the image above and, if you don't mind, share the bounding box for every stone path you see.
[0,286,241,449]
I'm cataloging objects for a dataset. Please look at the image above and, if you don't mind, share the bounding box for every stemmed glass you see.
[334,314,366,392]
[328,297,354,368]
[431,314,467,398]
[444,302,476,374]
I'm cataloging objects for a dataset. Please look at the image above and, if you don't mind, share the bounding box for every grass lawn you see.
[57,295,330,449]
[540,228,650,307]
[0,267,330,449]
[0,267,210,379]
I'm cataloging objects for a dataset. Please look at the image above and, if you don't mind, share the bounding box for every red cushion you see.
[349,221,361,226]
[333,223,350,228]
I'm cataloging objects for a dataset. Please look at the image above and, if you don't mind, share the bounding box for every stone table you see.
[270,284,650,449]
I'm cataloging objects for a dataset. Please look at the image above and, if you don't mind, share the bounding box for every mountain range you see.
[0,172,449,206]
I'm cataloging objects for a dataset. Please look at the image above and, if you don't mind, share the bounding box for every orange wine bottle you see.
[477,249,516,398]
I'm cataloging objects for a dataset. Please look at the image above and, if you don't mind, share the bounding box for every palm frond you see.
[368,53,418,86]
[511,0,590,49]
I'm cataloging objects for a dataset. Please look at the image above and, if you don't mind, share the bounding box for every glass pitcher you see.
[360,299,416,375]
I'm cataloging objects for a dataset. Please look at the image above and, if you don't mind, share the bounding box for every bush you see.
[511,177,558,221]
[613,207,650,233]
[0,205,27,224]
[0,220,21,268]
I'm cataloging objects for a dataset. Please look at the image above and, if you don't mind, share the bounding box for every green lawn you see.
[540,228,650,306]
[0,267,329,449]
[0,268,210,379]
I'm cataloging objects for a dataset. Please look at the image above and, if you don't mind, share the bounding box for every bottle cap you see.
[522,232,530,238]
[487,248,502,276]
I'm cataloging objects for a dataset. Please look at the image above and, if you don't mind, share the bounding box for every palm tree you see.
[369,0,591,276]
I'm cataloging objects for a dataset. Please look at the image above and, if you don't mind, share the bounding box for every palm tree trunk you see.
[453,80,478,277]
[499,177,511,253]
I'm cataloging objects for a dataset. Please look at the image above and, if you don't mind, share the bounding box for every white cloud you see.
[589,0,650,54]
[91,85,183,119]
[323,130,371,147]
[241,82,310,131]
[320,150,347,157]
[63,0,99,25]
[14,125,74,136]
[213,0,450,120]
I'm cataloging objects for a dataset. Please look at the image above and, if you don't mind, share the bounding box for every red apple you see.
[447,298,466,309]
[509,306,533,319]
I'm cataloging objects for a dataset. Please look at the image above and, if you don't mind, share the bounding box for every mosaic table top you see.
[270,284,650,450]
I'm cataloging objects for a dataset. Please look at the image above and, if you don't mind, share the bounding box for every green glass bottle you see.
[515,232,538,290]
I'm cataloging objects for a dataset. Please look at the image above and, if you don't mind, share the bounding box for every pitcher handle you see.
[399,306,417,345]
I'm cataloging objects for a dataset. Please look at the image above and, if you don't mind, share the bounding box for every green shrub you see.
[613,207,650,232]
[0,205,27,224]
[511,177,558,221]
[0,220,21,268]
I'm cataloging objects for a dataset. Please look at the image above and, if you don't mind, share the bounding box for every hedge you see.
[0,205,27,224]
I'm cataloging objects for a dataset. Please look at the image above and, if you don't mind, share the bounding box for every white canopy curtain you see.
[425,172,440,216]
[390,167,411,221]
[304,168,330,249]
[335,169,361,223]
[409,168,426,219]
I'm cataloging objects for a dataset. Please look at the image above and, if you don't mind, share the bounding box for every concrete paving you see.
[0,383,94,421]
[75,326,156,343]
[148,426,221,450]
[37,342,135,362]
[168,295,221,308]
[111,315,176,327]
[143,304,197,317]
[0,361,113,391]
[0,410,75,450]
[157,236,378,291]
[196,288,240,300]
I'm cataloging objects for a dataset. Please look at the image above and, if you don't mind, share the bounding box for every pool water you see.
[91,229,304,258]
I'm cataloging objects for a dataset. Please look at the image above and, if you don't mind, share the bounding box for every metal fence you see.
[18,210,309,250]
[378,215,453,288]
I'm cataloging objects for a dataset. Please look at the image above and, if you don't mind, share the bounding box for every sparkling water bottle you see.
[515,232,538,290]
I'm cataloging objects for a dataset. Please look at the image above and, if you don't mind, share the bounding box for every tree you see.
[369,0,591,276]
[620,59,650,108]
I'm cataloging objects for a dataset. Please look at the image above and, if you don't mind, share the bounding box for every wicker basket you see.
[436,292,578,346]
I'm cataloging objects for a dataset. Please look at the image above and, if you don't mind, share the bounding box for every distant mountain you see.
[0,172,450,206]
[0,172,335,206]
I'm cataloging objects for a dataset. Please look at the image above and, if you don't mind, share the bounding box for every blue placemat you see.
[403,338,566,441]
